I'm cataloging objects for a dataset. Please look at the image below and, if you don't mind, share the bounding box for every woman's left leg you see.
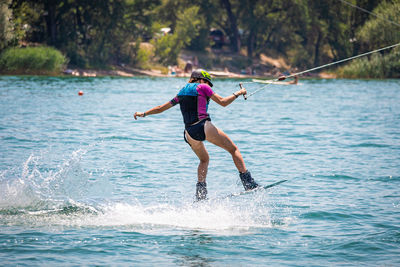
[204,121,259,190]
[204,121,246,173]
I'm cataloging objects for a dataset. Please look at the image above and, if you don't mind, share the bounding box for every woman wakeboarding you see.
[134,69,259,201]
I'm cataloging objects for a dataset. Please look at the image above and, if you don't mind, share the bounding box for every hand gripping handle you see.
[239,83,247,100]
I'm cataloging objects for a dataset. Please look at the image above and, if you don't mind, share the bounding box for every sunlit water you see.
[0,76,399,266]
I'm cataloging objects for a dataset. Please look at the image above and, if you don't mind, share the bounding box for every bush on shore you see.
[0,46,67,75]
[336,48,400,79]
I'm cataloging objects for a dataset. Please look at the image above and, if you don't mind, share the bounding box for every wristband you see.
[233,92,238,98]
[143,112,146,117]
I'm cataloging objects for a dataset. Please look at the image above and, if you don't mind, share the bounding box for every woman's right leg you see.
[184,130,209,182]
[185,130,209,200]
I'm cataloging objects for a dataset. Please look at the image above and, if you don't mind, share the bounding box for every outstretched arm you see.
[210,86,247,107]
[134,101,173,120]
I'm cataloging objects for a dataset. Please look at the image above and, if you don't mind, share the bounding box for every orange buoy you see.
[78,91,84,96]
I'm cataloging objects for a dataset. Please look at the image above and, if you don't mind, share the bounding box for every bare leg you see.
[184,131,209,182]
[204,121,246,173]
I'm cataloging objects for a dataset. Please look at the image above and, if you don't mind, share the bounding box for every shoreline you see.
[0,66,336,79]
[60,66,331,79]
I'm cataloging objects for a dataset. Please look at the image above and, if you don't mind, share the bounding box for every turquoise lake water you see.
[0,76,399,266]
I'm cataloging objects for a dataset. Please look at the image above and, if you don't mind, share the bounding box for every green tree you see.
[356,0,400,49]
[7,0,397,75]
[153,6,202,64]
[219,0,240,52]
[10,0,160,67]
[237,0,309,63]
[347,0,381,54]
[0,0,14,51]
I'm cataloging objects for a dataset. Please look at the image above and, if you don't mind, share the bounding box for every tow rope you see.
[241,42,400,100]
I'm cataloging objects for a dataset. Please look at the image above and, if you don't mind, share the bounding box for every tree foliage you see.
[153,6,202,64]
[0,0,15,51]
[3,0,399,75]
[356,0,400,49]
[9,0,160,68]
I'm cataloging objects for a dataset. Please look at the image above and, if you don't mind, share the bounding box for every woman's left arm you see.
[134,101,173,120]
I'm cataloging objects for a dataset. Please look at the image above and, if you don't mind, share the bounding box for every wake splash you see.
[81,199,279,232]
[1,196,291,233]
[0,150,291,232]
[0,149,109,215]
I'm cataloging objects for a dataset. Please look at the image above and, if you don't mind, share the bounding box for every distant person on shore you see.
[184,61,193,74]
[134,69,259,201]
[168,65,176,75]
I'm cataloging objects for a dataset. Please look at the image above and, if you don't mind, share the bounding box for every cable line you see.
[337,0,400,28]
[243,42,400,99]
[241,1,400,99]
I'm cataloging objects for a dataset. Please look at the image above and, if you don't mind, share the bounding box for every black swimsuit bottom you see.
[184,118,211,144]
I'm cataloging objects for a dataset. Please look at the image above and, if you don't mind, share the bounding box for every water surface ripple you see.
[0,76,399,266]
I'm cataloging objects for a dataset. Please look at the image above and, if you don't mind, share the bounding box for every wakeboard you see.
[223,179,288,199]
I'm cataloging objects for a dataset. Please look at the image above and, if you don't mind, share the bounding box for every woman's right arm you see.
[134,101,173,120]
[210,87,247,107]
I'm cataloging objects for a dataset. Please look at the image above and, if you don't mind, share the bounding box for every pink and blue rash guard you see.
[170,83,215,127]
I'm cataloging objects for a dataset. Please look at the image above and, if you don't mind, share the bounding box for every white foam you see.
[0,149,110,211]
[0,150,291,234]
[49,195,286,236]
